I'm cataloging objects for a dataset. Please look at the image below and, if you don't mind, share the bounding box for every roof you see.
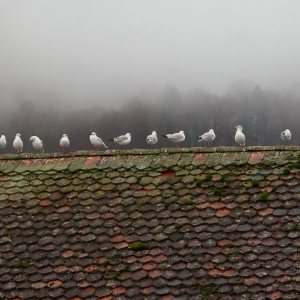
[0,146,300,299]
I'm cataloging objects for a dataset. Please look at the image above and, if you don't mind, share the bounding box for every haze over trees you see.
[1,82,300,153]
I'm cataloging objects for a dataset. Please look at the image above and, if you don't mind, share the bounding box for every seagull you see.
[60,134,70,152]
[0,135,6,154]
[281,129,291,145]
[235,126,246,147]
[90,132,110,150]
[146,131,158,148]
[197,129,216,147]
[30,136,44,153]
[162,130,185,148]
[13,133,23,153]
[108,133,132,149]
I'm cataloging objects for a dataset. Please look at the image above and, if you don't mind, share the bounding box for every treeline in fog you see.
[1,83,300,153]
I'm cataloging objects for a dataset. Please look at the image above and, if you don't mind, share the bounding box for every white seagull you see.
[281,129,291,145]
[108,133,132,149]
[13,133,23,153]
[162,130,185,148]
[60,134,70,152]
[0,135,6,154]
[90,132,110,150]
[146,131,158,148]
[235,126,246,147]
[198,129,216,147]
[30,136,44,153]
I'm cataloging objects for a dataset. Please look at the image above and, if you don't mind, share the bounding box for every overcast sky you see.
[1,1,300,108]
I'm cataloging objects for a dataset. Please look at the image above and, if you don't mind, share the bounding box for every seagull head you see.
[63,134,68,138]
[126,133,132,137]
[92,132,96,136]
[16,133,21,137]
[235,126,243,131]
[30,136,36,142]
[1,135,5,140]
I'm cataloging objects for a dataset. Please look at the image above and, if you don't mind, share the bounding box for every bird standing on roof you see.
[13,133,23,153]
[235,126,246,147]
[197,129,216,147]
[146,131,158,148]
[0,135,6,154]
[90,132,110,151]
[60,134,70,152]
[108,133,132,149]
[281,129,291,145]
[162,130,185,148]
[30,136,44,153]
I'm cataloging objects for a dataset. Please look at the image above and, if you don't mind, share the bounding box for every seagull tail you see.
[162,135,168,138]
[107,139,114,141]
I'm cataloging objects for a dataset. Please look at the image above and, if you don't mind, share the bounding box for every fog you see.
[1,1,300,109]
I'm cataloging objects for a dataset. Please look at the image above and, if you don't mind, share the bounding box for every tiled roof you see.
[1,146,300,299]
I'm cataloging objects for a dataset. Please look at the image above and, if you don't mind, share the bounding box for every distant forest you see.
[1,83,300,153]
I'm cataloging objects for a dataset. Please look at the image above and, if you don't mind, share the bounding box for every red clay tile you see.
[249,152,264,164]
[149,270,164,278]
[262,238,277,246]
[268,291,283,300]
[40,200,52,206]
[143,262,158,271]
[197,202,210,209]
[84,265,98,272]
[209,269,224,276]
[53,266,69,273]
[111,234,125,242]
[114,242,129,249]
[139,255,153,263]
[153,254,167,263]
[162,295,174,300]
[247,238,261,245]
[123,256,137,263]
[141,286,156,294]
[101,212,115,219]
[216,209,230,217]
[203,262,216,269]
[112,286,126,295]
[258,208,274,216]
[276,275,292,282]
[55,206,70,213]
[61,250,75,258]
[77,281,90,288]
[47,280,62,288]
[210,202,225,209]
[218,239,232,246]
[161,170,175,177]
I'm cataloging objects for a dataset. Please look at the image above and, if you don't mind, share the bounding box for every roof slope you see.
[0,147,300,299]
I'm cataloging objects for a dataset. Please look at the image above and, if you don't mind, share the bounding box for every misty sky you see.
[1,1,300,108]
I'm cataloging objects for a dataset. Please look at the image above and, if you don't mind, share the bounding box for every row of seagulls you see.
[0,128,293,154]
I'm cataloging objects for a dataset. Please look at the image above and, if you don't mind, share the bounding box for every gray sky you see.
[1,1,300,108]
